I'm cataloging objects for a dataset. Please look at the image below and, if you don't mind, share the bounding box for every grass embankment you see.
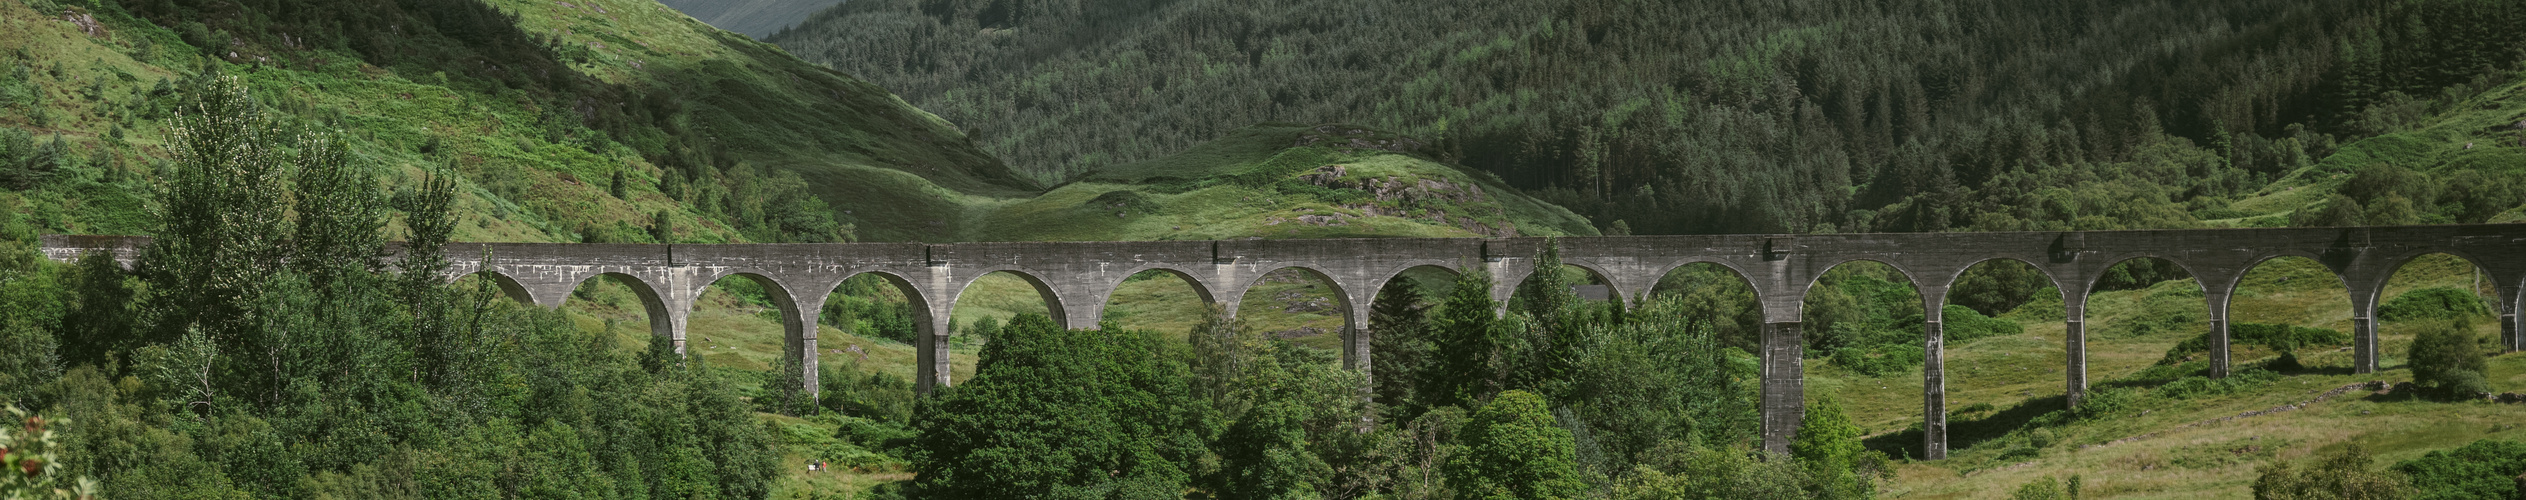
[1805,254,2521,498]
[972,123,1599,242]
[2204,72,2526,226]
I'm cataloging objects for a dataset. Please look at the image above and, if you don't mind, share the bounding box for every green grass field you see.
[1803,253,2521,498]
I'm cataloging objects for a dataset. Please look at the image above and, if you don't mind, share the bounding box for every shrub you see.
[2391,439,2526,500]
[2407,320,2491,399]
[2381,288,2492,322]
[2071,386,2134,420]
[1792,398,1887,499]
[1940,304,2026,344]
[1832,344,1925,378]
[2162,323,2349,365]
[0,406,101,500]
[1615,442,1810,499]
[1447,390,1585,500]
[2155,368,2281,400]
[2253,445,2409,500]
[2011,476,2065,500]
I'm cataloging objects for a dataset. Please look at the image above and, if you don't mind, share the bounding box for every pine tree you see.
[1429,269,1506,409]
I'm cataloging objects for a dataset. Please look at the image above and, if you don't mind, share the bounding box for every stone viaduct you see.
[41,224,2526,457]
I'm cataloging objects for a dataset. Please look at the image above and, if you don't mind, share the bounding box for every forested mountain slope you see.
[0,0,1033,244]
[659,0,839,38]
[0,0,1591,244]
[774,0,2526,235]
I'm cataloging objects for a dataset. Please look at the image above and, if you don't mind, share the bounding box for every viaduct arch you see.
[41,224,2526,457]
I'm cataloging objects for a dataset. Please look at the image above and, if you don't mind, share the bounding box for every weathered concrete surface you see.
[42,223,2526,457]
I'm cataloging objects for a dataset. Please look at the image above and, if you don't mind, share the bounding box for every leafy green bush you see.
[2160,323,2348,365]
[2010,476,2065,500]
[2407,320,2492,399]
[820,358,917,424]
[2253,445,2411,500]
[1792,398,1888,500]
[1833,344,1926,378]
[2155,368,2282,400]
[2381,288,2493,322]
[1615,442,1810,499]
[1906,304,2026,345]
[1447,390,1586,500]
[2071,386,2135,421]
[0,406,100,500]
[906,314,1209,497]
[2391,439,2526,500]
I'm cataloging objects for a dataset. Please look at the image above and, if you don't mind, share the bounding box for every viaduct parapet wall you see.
[42,224,2526,456]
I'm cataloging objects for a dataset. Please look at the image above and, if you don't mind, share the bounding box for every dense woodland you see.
[775,0,2526,235]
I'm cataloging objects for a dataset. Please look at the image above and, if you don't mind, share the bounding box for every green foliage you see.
[0,75,788,500]
[2380,288,2493,322]
[0,247,67,409]
[2155,368,2284,401]
[777,0,2526,235]
[824,274,920,344]
[1952,260,2055,318]
[2406,320,2492,399]
[1428,268,1509,410]
[906,314,1208,498]
[1510,242,1585,398]
[2159,323,2349,365]
[0,405,102,500]
[1445,390,1585,500]
[2253,445,2411,500]
[2391,439,2526,500]
[2010,476,2065,500]
[1565,299,1760,471]
[1831,344,1926,378]
[1652,263,1764,352]
[822,357,918,425]
[1791,398,1887,500]
[1803,264,1922,354]
[1186,305,1373,499]
[1614,442,1810,499]
[1370,277,1437,422]
[1932,304,2027,345]
[0,129,67,192]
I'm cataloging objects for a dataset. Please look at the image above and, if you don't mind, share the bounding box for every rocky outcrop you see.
[1292,164,1519,237]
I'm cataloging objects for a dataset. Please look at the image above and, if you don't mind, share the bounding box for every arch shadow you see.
[461,269,537,306]
[1925,258,2074,458]
[567,272,675,341]
[2083,253,2207,297]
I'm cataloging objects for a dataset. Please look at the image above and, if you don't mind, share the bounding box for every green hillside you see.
[0,0,1600,245]
[658,0,838,38]
[976,123,1597,241]
[774,0,2526,235]
[0,0,1036,246]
